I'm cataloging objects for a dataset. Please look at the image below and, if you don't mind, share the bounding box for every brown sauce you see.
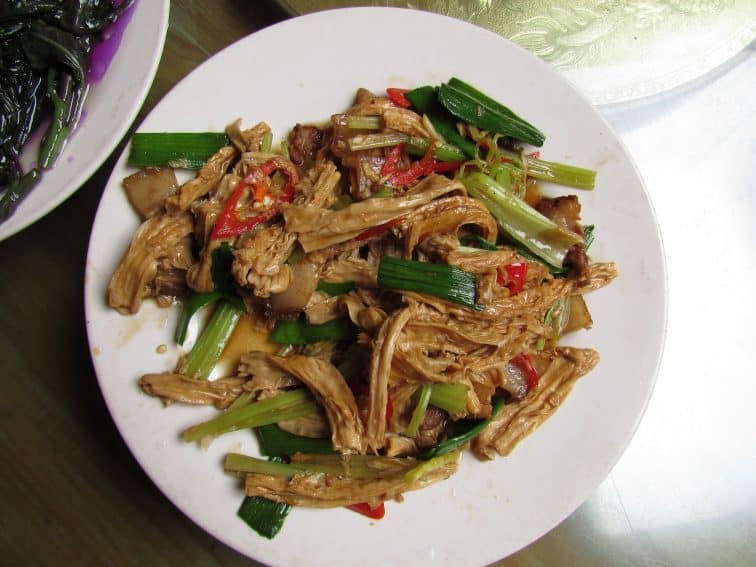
[216,312,277,376]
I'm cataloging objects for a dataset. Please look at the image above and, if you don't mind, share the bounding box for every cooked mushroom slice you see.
[123,167,179,219]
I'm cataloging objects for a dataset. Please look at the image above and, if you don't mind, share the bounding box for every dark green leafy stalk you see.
[22,20,87,83]
[127,132,230,169]
[420,398,507,460]
[0,2,58,20]
[438,78,545,147]
[269,318,357,345]
[257,424,335,457]
[316,281,356,296]
[378,256,481,309]
[39,69,72,168]
[0,169,40,221]
[405,85,477,158]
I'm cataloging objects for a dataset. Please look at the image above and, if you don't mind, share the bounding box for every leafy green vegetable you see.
[183,389,317,442]
[405,136,468,162]
[378,256,481,309]
[405,85,477,158]
[257,424,336,457]
[269,318,357,345]
[428,383,468,415]
[0,1,133,223]
[127,132,230,169]
[236,456,292,539]
[461,172,582,268]
[499,149,596,190]
[237,494,291,540]
[438,78,545,146]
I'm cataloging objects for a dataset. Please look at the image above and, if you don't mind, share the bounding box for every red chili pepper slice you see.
[419,140,438,176]
[346,502,386,519]
[386,88,411,108]
[497,262,528,294]
[527,151,540,159]
[430,160,464,173]
[385,396,394,421]
[512,353,539,391]
[387,141,436,186]
[387,161,424,186]
[210,160,297,240]
[380,143,405,177]
[355,217,403,241]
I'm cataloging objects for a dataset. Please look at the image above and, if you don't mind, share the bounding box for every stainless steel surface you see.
[0,1,753,564]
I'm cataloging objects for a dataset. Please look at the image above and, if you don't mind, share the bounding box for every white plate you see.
[85,8,667,566]
[0,0,170,242]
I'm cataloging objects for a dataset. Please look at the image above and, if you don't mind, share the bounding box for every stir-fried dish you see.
[108,79,617,536]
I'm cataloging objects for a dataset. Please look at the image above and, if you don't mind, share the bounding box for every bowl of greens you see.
[0,0,169,241]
